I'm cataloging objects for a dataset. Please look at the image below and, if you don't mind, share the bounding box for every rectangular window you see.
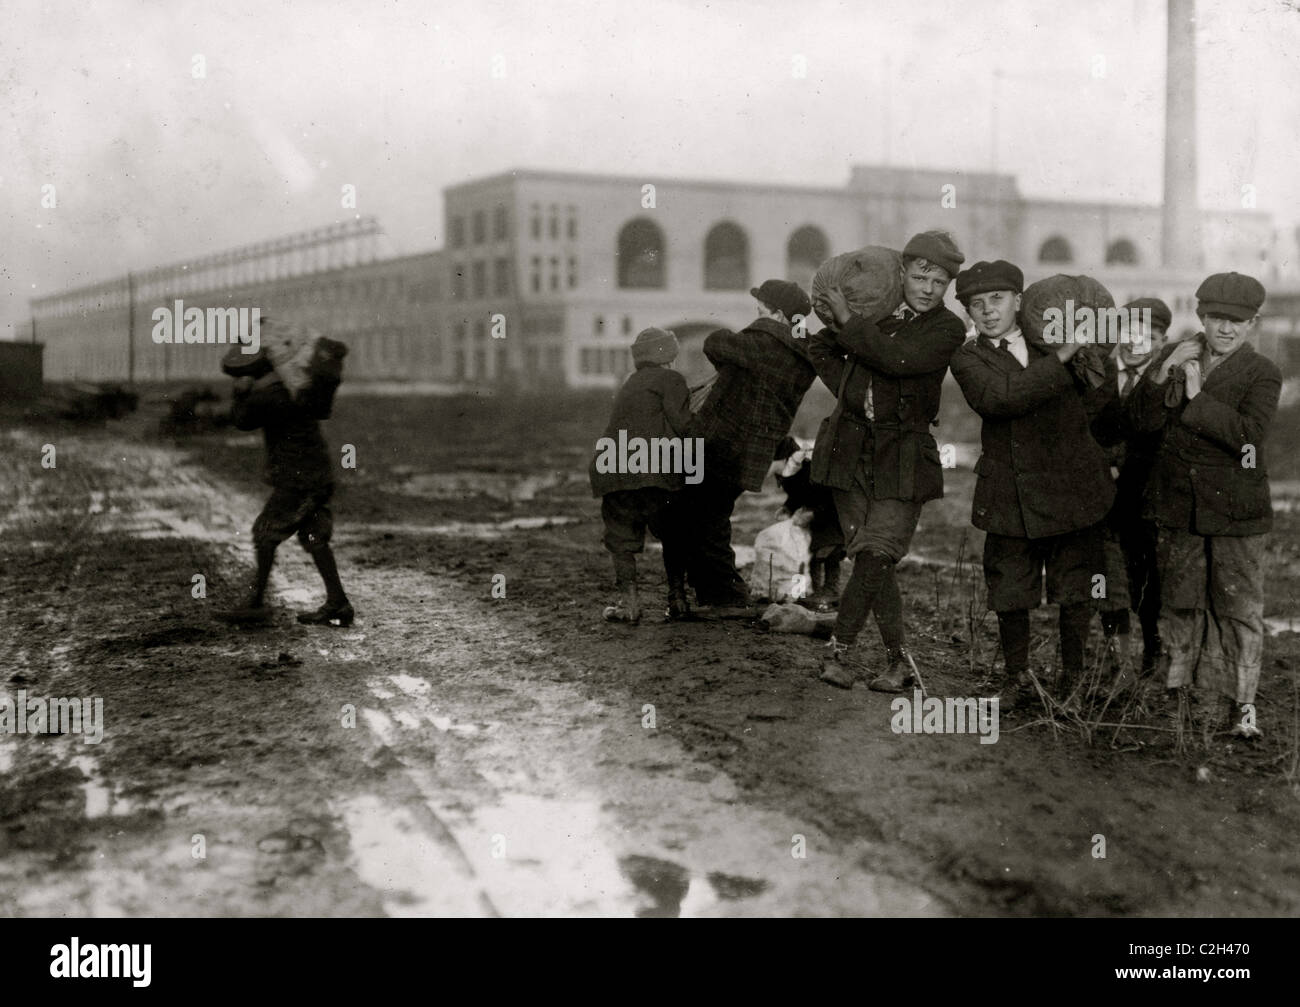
[580,348,591,374]
[474,348,487,376]
[474,320,486,341]
[531,256,541,293]
[451,265,465,301]
[451,216,465,248]
[494,258,510,296]
[549,256,559,291]
[495,344,506,377]
[567,208,577,240]
[622,316,632,335]
[530,205,541,240]
[567,257,577,289]
[493,205,508,241]
[472,210,486,244]
[594,315,604,337]
[548,206,559,240]
[472,260,487,298]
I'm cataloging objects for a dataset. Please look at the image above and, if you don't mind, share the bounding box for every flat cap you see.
[903,230,964,279]
[1123,297,1172,330]
[1196,272,1265,321]
[955,260,1024,305]
[751,279,812,322]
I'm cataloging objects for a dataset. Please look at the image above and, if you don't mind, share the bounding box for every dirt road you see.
[2,395,1299,917]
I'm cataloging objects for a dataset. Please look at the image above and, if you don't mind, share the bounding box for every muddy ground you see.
[2,386,1299,917]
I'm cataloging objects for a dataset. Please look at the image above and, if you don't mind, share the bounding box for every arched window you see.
[704,222,749,290]
[617,218,666,289]
[1038,235,1074,264]
[786,225,830,287]
[1105,238,1138,266]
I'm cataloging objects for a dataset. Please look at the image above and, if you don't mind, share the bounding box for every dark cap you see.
[631,326,679,366]
[751,279,812,321]
[1123,297,1172,331]
[955,260,1024,305]
[902,230,964,279]
[1195,272,1265,322]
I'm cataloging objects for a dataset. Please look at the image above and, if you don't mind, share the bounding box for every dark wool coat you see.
[1087,357,1165,528]
[1126,338,1281,536]
[950,335,1115,539]
[231,374,334,492]
[589,364,693,497]
[807,304,965,502]
[691,317,817,492]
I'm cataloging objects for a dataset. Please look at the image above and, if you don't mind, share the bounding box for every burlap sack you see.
[810,246,904,328]
[1018,274,1116,388]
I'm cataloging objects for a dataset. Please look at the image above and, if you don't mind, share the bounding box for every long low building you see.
[18,165,1300,388]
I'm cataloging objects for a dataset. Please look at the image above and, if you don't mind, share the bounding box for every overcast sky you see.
[3,0,1298,338]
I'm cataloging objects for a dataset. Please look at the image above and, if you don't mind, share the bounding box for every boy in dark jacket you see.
[589,327,693,623]
[1087,298,1171,679]
[217,350,353,627]
[685,280,817,608]
[949,260,1115,709]
[808,230,967,690]
[1126,273,1278,736]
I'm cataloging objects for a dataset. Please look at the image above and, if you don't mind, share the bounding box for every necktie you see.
[1120,369,1136,398]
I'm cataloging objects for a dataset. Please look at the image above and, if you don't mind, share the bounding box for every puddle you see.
[71,755,134,819]
[348,516,580,541]
[338,794,487,916]
[396,471,568,504]
[1264,616,1300,636]
[450,792,640,916]
[619,855,770,917]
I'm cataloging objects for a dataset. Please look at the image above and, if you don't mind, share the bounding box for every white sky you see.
[2,0,1298,337]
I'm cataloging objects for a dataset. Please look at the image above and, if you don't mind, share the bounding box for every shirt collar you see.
[982,327,1023,347]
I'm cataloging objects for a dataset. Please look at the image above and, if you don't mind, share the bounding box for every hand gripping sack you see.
[810,246,904,328]
[1018,273,1116,389]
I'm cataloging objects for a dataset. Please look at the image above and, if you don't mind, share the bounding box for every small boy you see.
[589,327,693,622]
[772,435,845,609]
[948,260,1115,708]
[1087,298,1171,680]
[216,347,353,627]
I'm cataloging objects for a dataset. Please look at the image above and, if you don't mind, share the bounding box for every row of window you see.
[450,259,513,299]
[450,344,566,380]
[616,221,1149,291]
[530,204,578,242]
[448,204,581,249]
[592,315,635,337]
[530,256,579,293]
[579,347,631,376]
[450,206,510,248]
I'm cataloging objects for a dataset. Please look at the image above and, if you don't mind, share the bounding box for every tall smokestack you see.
[1162,0,1201,269]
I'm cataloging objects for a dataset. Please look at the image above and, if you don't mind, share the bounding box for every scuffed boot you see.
[867,647,919,693]
[666,576,691,621]
[603,584,642,624]
[297,600,354,627]
[818,635,859,690]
